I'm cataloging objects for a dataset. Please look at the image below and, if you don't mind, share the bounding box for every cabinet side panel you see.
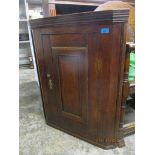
[98,24,123,146]
[87,33,101,141]
[87,24,123,146]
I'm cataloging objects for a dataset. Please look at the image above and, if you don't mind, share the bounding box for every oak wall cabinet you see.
[30,9,129,149]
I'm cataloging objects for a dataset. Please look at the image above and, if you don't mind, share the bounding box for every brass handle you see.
[47,73,51,78]
[48,79,53,89]
[47,73,53,89]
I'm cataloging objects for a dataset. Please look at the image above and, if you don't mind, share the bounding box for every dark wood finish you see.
[30,10,129,149]
[52,46,88,124]
[30,10,129,28]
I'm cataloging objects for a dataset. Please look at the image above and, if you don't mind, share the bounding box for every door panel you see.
[58,55,81,117]
[52,47,88,124]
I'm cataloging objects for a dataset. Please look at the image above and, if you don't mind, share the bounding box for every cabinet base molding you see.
[46,121,117,149]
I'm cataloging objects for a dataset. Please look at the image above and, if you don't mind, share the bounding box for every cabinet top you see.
[30,9,129,29]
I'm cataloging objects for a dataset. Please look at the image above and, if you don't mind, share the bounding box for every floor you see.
[19,68,135,155]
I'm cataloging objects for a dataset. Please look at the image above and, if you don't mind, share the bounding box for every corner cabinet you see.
[30,10,129,149]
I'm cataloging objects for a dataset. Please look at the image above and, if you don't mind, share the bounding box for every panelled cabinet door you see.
[52,47,88,131]
[42,33,89,135]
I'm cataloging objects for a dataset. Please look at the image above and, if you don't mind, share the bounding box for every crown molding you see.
[30,10,129,29]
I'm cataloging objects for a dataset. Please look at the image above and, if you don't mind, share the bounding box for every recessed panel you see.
[52,46,88,123]
[58,55,81,117]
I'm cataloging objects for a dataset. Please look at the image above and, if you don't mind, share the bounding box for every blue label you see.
[101,28,110,34]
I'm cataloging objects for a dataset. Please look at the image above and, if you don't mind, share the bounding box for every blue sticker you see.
[101,28,110,34]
